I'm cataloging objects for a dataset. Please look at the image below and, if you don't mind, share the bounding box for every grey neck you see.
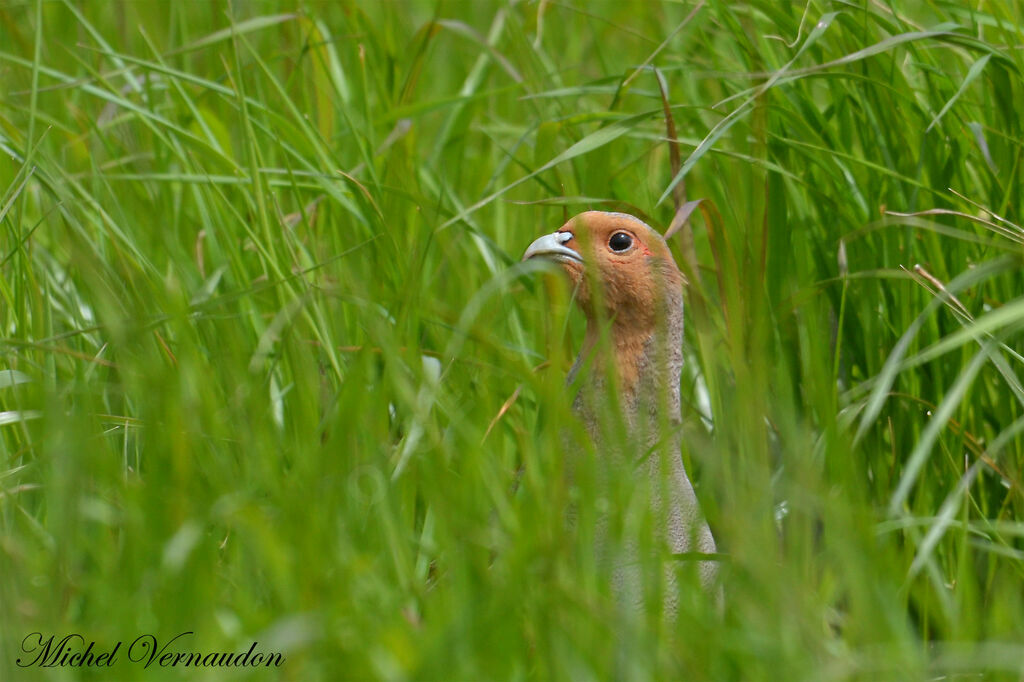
[569,287,685,434]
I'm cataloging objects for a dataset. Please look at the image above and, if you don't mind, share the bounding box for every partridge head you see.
[523,210,686,428]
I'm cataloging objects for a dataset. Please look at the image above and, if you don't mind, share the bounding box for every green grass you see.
[2,0,1024,679]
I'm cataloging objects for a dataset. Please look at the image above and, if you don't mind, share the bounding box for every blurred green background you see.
[2,0,1024,679]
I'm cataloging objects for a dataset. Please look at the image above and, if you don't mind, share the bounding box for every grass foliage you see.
[2,0,1024,679]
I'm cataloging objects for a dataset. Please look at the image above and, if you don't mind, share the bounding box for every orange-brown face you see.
[523,211,683,328]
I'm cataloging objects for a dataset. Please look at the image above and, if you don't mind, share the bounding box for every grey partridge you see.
[523,210,717,611]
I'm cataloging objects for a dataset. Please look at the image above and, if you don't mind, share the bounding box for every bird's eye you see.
[608,232,633,252]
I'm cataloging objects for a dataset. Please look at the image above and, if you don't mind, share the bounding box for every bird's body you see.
[524,211,717,610]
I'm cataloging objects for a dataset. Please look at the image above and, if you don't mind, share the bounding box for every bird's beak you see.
[522,231,583,264]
